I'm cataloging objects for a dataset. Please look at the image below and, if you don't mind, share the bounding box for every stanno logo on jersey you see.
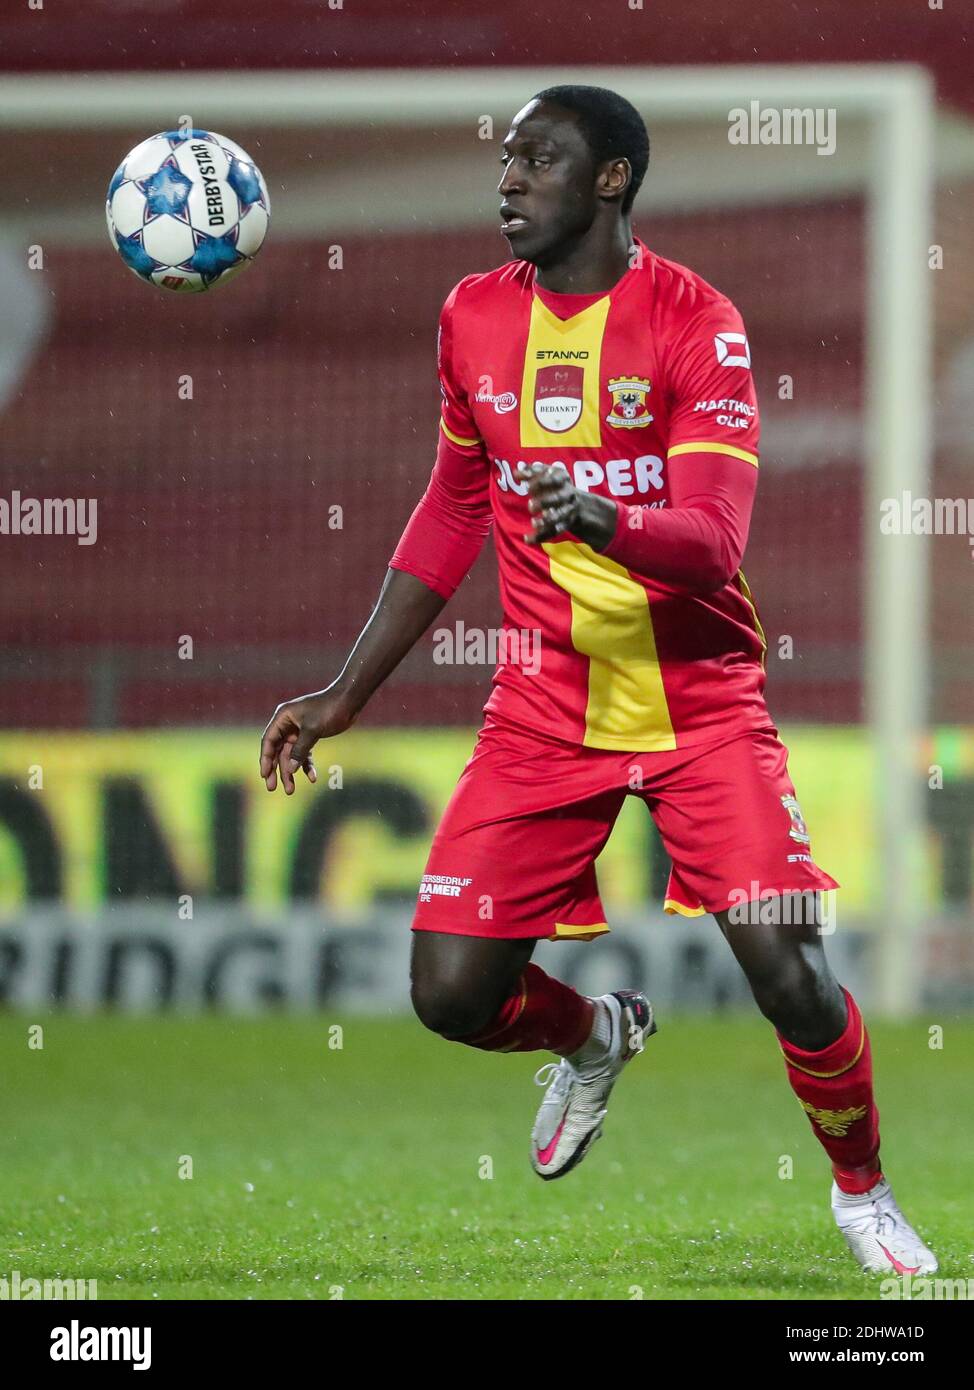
[605,376,653,429]
[714,332,751,369]
[534,365,583,432]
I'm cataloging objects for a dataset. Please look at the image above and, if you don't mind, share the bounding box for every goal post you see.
[0,65,935,1013]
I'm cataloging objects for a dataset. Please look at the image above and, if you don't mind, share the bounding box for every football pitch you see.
[0,1011,968,1301]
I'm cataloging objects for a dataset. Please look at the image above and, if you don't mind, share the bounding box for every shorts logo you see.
[419,873,473,903]
[714,332,751,369]
[605,376,653,429]
[781,794,810,844]
[534,364,583,432]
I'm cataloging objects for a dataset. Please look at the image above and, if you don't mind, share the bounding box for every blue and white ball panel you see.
[141,214,197,266]
[206,259,248,288]
[140,162,194,219]
[122,135,177,182]
[113,231,157,279]
[214,134,254,164]
[224,147,270,217]
[109,180,150,238]
[235,203,269,257]
[184,232,245,279]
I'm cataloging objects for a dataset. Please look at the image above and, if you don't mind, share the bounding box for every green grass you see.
[0,1011,969,1300]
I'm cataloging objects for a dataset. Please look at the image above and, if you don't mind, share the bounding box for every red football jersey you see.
[391,236,770,752]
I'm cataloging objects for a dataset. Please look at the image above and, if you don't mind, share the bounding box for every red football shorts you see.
[411,712,838,941]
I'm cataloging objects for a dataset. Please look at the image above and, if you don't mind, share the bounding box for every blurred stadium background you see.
[1,0,973,1020]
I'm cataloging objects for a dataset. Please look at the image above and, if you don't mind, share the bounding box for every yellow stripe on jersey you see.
[543,540,677,752]
[667,441,759,467]
[519,295,610,449]
[736,569,768,669]
[439,418,481,449]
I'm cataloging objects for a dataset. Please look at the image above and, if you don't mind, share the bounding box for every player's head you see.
[498,85,650,266]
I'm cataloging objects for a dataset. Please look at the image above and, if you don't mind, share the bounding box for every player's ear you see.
[598,156,631,204]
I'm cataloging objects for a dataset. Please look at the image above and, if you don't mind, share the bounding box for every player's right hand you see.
[259,687,357,794]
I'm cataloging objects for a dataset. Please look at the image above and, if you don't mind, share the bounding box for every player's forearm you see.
[573,491,747,594]
[568,451,757,593]
[333,567,447,714]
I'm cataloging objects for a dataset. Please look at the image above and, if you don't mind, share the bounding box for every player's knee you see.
[409,974,497,1040]
[748,954,829,1034]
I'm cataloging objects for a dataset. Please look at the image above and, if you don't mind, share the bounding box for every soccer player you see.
[260,86,936,1276]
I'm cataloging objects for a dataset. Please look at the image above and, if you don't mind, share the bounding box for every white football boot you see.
[530,989,655,1180]
[832,1177,938,1274]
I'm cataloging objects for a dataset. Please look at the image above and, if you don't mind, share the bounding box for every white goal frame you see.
[0,65,934,1013]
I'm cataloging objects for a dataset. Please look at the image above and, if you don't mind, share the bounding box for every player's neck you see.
[533,220,635,295]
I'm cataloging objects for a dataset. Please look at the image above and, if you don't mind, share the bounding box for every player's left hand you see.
[518,462,581,545]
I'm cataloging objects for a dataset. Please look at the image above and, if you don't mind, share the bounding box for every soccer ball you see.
[106,129,270,292]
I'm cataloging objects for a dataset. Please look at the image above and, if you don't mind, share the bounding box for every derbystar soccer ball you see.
[106,129,270,292]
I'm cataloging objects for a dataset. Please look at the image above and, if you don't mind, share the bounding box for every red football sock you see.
[459,963,594,1056]
[777,987,882,1195]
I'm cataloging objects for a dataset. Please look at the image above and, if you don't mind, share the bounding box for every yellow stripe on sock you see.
[781,1020,865,1078]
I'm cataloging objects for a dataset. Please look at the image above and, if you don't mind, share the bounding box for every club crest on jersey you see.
[534,364,583,432]
[605,376,653,429]
[781,794,810,844]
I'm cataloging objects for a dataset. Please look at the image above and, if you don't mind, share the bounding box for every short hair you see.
[532,84,650,214]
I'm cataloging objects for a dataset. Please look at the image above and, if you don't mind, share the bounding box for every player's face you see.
[498,101,601,265]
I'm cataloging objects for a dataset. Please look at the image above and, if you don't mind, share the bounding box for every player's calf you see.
[410,934,594,1054]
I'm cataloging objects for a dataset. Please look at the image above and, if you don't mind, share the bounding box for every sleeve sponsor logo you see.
[692,397,755,430]
[713,332,751,369]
